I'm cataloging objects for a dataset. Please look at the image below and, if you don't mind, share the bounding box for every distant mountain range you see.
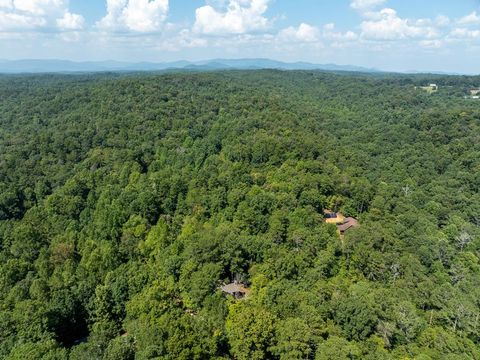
[0,58,381,74]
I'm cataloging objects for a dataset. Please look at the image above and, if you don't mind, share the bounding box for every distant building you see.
[220,282,250,299]
[417,84,438,93]
[337,217,359,235]
[323,209,359,235]
[472,96,480,99]
[470,89,480,96]
[323,209,345,224]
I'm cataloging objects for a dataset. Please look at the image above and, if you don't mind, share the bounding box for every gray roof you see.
[337,217,359,232]
[220,283,247,295]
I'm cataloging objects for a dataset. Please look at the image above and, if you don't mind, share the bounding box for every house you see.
[324,209,359,235]
[323,209,345,224]
[337,217,359,235]
[418,84,438,93]
[220,282,250,299]
[470,89,480,96]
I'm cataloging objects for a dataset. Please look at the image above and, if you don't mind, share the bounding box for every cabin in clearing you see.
[220,282,250,300]
[323,209,345,224]
[323,209,359,235]
[337,217,359,235]
[416,84,438,93]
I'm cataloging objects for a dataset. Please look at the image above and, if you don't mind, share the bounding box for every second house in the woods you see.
[323,209,359,235]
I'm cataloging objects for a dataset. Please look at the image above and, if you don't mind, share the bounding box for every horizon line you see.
[0,57,478,76]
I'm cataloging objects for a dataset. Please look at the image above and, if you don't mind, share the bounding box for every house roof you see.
[323,209,359,232]
[337,217,359,232]
[220,283,249,295]
[324,209,345,224]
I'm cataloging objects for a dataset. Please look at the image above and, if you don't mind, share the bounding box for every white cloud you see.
[157,29,208,51]
[435,15,450,27]
[360,8,438,40]
[450,27,480,39]
[415,18,432,27]
[193,0,271,35]
[458,11,480,25]
[277,23,320,43]
[56,11,84,30]
[323,23,358,41]
[97,0,169,33]
[419,39,443,49]
[0,11,45,30]
[275,22,359,51]
[0,0,13,9]
[13,0,65,15]
[351,0,386,11]
[323,23,335,31]
[0,0,84,32]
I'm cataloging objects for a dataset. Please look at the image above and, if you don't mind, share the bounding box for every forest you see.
[0,70,479,359]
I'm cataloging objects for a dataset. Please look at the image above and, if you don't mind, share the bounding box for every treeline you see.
[0,70,479,359]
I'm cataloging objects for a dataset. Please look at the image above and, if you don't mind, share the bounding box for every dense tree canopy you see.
[0,70,479,359]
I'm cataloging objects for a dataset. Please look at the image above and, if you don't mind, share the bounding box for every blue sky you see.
[1,0,480,73]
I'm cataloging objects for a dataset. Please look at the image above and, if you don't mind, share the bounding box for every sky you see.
[1,0,480,73]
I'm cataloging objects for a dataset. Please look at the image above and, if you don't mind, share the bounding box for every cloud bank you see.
[1,0,479,73]
[0,0,84,31]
